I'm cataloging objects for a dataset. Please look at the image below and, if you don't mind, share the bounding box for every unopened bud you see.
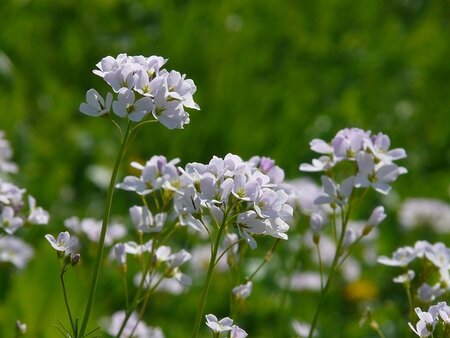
[362,225,372,236]
[71,254,81,266]
[64,253,72,265]
[313,233,320,245]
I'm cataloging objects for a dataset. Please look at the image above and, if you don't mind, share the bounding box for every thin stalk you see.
[116,237,158,338]
[60,265,76,336]
[122,271,129,310]
[307,205,351,338]
[316,243,324,291]
[129,274,165,338]
[79,121,133,337]
[246,239,280,282]
[191,215,228,338]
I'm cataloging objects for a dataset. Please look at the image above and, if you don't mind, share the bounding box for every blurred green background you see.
[1,0,450,337]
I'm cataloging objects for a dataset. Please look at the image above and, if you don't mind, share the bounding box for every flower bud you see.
[71,253,81,266]
[64,253,72,265]
[363,206,387,236]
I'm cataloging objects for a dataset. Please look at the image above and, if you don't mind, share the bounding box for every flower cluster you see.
[409,302,450,337]
[175,153,292,248]
[0,131,49,269]
[378,240,450,303]
[0,181,49,235]
[300,128,407,195]
[80,54,200,129]
[117,153,292,249]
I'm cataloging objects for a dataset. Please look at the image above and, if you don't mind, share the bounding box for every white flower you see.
[417,283,445,303]
[117,156,180,195]
[0,131,18,174]
[0,236,33,269]
[409,307,438,338]
[27,195,49,225]
[45,231,79,256]
[237,211,267,249]
[393,270,415,284]
[366,206,386,228]
[129,206,165,233]
[377,246,416,267]
[398,198,450,233]
[367,132,407,164]
[113,88,154,122]
[79,89,112,117]
[230,325,248,338]
[314,176,355,207]
[152,86,189,129]
[205,314,233,334]
[113,243,127,267]
[102,310,164,338]
[0,206,23,235]
[232,281,253,301]
[292,320,318,337]
[310,212,325,234]
[354,152,407,195]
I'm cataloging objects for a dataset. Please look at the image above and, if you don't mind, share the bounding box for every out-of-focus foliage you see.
[0,0,449,337]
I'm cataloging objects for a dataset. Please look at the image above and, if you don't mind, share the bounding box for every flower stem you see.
[79,121,133,337]
[191,218,227,338]
[307,206,350,338]
[246,239,280,282]
[60,265,76,336]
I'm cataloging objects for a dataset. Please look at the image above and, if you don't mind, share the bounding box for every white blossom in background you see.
[398,198,450,233]
[232,281,253,301]
[281,178,331,216]
[0,180,49,235]
[129,206,166,233]
[0,131,18,174]
[102,310,164,338]
[292,320,318,337]
[81,54,200,129]
[64,216,126,246]
[0,236,34,269]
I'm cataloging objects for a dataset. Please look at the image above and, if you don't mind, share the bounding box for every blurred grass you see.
[0,0,450,337]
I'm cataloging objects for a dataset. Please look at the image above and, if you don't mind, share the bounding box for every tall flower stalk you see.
[75,53,200,337]
[79,121,132,337]
[297,128,407,337]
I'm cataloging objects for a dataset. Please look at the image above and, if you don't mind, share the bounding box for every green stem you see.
[316,243,324,291]
[246,239,280,282]
[60,265,76,336]
[116,238,158,338]
[307,205,350,338]
[79,121,133,337]
[191,217,228,338]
